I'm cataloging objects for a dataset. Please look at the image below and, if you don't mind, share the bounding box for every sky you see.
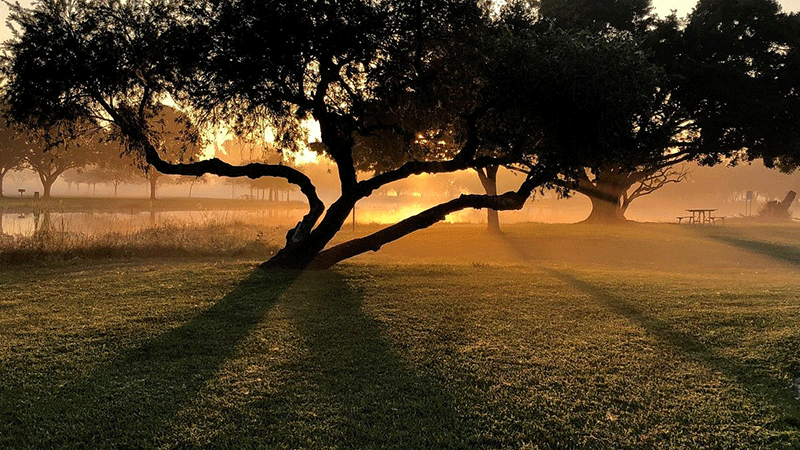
[653,0,800,16]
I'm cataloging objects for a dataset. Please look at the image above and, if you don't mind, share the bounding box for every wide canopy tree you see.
[22,121,103,199]
[3,0,577,269]
[538,0,800,223]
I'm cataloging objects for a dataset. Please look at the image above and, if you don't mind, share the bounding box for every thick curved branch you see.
[142,142,326,244]
[551,172,624,204]
[309,168,553,269]
[356,104,500,197]
[94,94,326,243]
[358,155,515,198]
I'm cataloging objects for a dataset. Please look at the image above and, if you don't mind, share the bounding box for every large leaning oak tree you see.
[4,0,577,269]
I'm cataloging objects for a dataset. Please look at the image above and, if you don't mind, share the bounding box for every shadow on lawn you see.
[548,268,800,431]
[2,268,301,449]
[699,229,800,267]
[209,270,465,448]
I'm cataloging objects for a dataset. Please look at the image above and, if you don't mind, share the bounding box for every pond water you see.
[0,209,305,238]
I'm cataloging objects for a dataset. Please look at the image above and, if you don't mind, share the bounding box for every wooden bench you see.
[709,216,726,226]
[676,216,693,224]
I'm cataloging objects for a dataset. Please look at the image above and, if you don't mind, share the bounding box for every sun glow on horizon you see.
[200,119,322,166]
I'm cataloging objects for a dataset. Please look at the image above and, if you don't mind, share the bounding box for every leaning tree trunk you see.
[261,194,358,270]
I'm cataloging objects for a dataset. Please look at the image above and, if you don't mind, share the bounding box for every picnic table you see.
[677,209,725,225]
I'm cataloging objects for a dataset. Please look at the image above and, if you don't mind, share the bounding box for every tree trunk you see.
[308,189,534,269]
[583,191,627,223]
[0,172,4,198]
[476,166,501,233]
[42,178,54,199]
[573,171,636,224]
[150,177,157,200]
[262,195,358,270]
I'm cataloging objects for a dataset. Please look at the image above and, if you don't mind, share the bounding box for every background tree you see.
[538,0,652,32]
[475,166,501,233]
[97,155,141,198]
[535,0,800,223]
[214,136,296,201]
[183,173,210,199]
[138,106,205,200]
[0,120,29,197]
[23,124,101,198]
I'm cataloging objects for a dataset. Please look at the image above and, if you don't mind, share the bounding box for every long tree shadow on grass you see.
[547,268,800,431]
[209,269,466,449]
[698,228,800,267]
[1,268,300,449]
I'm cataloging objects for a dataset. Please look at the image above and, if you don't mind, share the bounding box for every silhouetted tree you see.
[0,120,29,197]
[4,0,573,270]
[539,0,800,222]
[11,0,709,267]
[672,0,800,168]
[137,106,204,200]
[23,123,101,198]
[538,0,652,32]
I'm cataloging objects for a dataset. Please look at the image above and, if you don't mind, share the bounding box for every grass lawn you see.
[2,222,800,448]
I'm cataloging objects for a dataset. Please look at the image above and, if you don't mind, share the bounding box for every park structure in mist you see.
[1,0,799,268]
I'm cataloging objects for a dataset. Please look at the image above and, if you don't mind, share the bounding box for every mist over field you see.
[3,158,798,240]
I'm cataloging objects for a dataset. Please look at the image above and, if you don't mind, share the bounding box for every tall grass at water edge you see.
[0,219,281,264]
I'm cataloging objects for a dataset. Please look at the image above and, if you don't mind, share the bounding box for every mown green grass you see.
[2,223,800,449]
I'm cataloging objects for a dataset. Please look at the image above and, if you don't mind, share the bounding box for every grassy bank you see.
[0,220,280,264]
[2,223,800,448]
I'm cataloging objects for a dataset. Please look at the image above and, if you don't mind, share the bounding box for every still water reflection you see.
[0,209,305,238]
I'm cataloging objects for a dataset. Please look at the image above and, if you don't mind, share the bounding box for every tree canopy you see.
[3,0,565,269]
[4,0,799,265]
[534,0,800,222]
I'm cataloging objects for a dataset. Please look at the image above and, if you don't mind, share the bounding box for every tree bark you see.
[574,172,633,224]
[308,188,536,270]
[149,176,157,200]
[583,192,627,223]
[41,176,54,199]
[476,166,501,233]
